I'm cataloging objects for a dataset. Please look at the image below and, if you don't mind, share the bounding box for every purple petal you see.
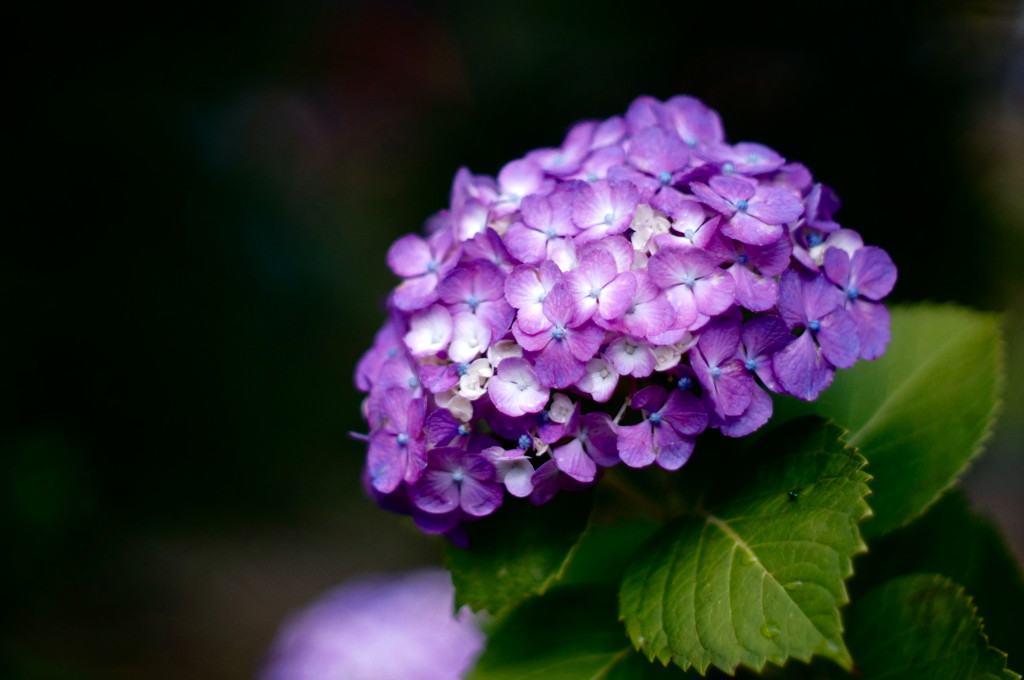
[410,467,460,514]
[387,233,434,277]
[565,323,606,362]
[487,357,549,416]
[773,332,834,401]
[851,246,897,300]
[692,269,736,316]
[535,338,586,389]
[659,389,708,436]
[504,222,547,264]
[818,307,860,369]
[663,95,724,147]
[717,384,773,438]
[581,413,620,467]
[617,422,656,468]
[652,427,694,471]
[722,212,784,247]
[624,96,666,134]
[404,304,453,357]
[575,356,619,402]
[849,299,891,360]
[392,273,439,311]
[632,384,669,412]
[730,263,779,311]
[553,439,598,483]
[627,125,690,177]
[597,272,638,321]
[542,282,576,328]
[606,337,656,378]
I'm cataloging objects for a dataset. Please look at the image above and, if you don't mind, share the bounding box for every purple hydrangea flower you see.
[354,94,896,535]
[259,569,485,680]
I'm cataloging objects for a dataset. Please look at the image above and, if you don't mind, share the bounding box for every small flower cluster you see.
[355,95,896,537]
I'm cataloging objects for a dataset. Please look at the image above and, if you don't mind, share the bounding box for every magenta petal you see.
[553,439,597,483]
[597,272,637,320]
[709,174,756,204]
[504,222,547,264]
[617,422,656,468]
[692,271,736,316]
[773,333,834,401]
[392,274,439,311]
[566,323,606,362]
[487,357,549,416]
[542,283,576,328]
[387,234,433,277]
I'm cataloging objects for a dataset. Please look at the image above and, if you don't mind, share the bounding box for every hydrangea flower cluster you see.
[259,569,484,680]
[355,95,896,537]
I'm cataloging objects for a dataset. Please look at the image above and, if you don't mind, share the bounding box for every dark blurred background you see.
[6,1,1023,678]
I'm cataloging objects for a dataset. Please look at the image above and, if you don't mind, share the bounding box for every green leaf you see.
[845,574,1018,679]
[445,489,594,617]
[850,491,1024,662]
[468,586,681,680]
[560,517,660,587]
[775,304,1003,538]
[620,418,871,675]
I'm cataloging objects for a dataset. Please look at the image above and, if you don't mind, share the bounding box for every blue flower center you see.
[586,172,599,182]
[709,366,722,378]
[589,287,602,298]
[677,376,693,390]
[846,286,859,299]
[386,348,398,358]
[658,171,672,185]
[683,228,695,239]
[407,377,419,388]
[806,232,823,246]
[682,276,696,287]
[649,412,663,425]
[552,327,566,340]
[426,260,438,272]
[747,153,760,164]
[737,253,749,264]
[603,212,614,225]
[518,434,532,451]
[457,362,470,376]
[467,296,480,310]
[744,358,758,371]
[735,199,749,212]
[451,470,465,483]
[684,137,697,147]
[808,319,821,332]
[457,423,471,436]
[553,153,565,166]
[722,162,735,174]
[546,227,557,238]
[396,432,410,446]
